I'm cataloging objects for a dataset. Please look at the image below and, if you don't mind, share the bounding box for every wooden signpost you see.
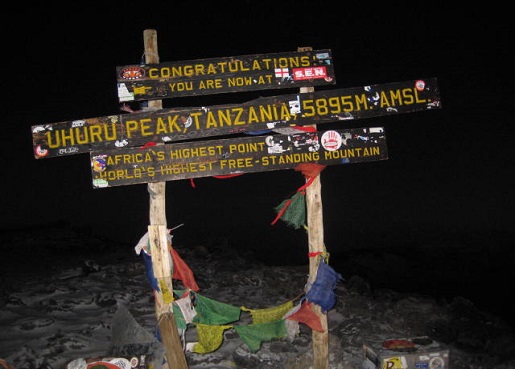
[142,30,189,369]
[31,28,443,369]
[298,44,329,369]
[32,78,440,159]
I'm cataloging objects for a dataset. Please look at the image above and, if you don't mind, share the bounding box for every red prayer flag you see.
[169,247,200,292]
[286,301,324,332]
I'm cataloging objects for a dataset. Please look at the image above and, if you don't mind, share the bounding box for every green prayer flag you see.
[192,293,241,325]
[233,320,287,352]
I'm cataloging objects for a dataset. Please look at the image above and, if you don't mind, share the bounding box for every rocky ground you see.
[1,227,515,368]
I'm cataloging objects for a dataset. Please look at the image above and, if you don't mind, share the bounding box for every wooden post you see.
[144,29,189,369]
[298,46,329,369]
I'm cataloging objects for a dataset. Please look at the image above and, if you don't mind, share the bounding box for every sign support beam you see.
[144,29,189,369]
[299,46,329,369]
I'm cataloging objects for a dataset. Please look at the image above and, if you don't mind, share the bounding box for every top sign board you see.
[116,49,336,102]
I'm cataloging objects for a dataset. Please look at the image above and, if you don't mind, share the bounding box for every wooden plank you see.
[116,49,336,101]
[298,44,328,369]
[143,29,189,369]
[158,312,190,369]
[33,78,439,159]
[90,126,388,188]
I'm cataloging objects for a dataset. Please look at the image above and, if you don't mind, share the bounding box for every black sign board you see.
[90,127,388,188]
[116,49,336,102]
[33,78,438,159]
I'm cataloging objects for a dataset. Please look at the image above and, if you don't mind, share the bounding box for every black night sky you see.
[2,4,513,326]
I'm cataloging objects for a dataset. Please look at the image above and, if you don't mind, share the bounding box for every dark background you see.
[2,4,513,327]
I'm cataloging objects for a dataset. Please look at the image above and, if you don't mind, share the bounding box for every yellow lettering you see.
[194,64,205,75]
[140,118,153,136]
[168,145,222,159]
[257,75,273,84]
[227,76,253,87]
[217,109,232,126]
[228,142,265,153]
[206,64,217,74]
[190,112,203,130]
[355,93,368,111]
[46,123,117,148]
[199,79,221,89]
[125,120,139,138]
[277,152,319,164]
[148,68,159,78]
[401,88,414,104]
[247,106,260,124]
[261,156,277,165]
[279,103,293,121]
[415,88,426,103]
[252,60,262,70]
[379,88,426,108]
[168,82,193,91]
[89,126,103,143]
[205,111,218,128]
[259,105,275,122]
[220,158,253,169]
[233,107,245,125]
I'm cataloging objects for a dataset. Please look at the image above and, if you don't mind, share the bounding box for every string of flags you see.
[135,165,341,353]
[134,229,343,354]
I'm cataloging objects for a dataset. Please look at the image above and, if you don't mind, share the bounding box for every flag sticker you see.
[275,68,290,78]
